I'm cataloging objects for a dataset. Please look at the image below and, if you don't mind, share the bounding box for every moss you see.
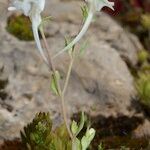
[127,49,150,110]
[137,49,149,64]
[133,49,150,109]
[21,112,71,150]
[6,14,34,41]
[136,73,150,107]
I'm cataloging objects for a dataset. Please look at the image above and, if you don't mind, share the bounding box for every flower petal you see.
[95,0,114,11]
[31,13,49,65]
[53,0,114,58]
[8,6,17,11]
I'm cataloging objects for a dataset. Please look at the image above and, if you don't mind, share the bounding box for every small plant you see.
[21,112,53,149]
[135,49,150,108]
[8,0,115,149]
[141,14,150,31]
[71,112,95,150]
[137,50,149,64]
[98,143,104,150]
[21,112,95,150]
[21,112,71,150]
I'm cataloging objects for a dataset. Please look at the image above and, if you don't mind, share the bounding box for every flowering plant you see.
[8,0,49,65]
[8,0,114,149]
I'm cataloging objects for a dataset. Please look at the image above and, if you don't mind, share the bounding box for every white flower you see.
[86,0,114,12]
[53,0,114,58]
[8,0,48,64]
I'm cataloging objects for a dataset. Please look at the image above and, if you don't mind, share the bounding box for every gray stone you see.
[0,0,146,140]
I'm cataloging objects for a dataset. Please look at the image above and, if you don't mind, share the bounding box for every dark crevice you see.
[72,113,148,149]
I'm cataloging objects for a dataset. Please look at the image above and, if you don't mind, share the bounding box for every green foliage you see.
[50,71,60,96]
[71,112,86,137]
[41,16,52,26]
[81,128,95,150]
[98,143,104,150]
[21,112,71,150]
[21,112,52,150]
[81,5,89,21]
[71,120,79,135]
[20,112,95,150]
[136,73,150,106]
[64,37,75,57]
[135,49,150,107]
[141,14,150,30]
[71,112,95,150]
[6,14,34,41]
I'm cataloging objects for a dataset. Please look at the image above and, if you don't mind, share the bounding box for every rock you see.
[93,15,143,65]
[0,0,146,141]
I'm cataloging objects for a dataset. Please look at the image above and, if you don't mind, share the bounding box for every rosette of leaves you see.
[21,112,52,150]
[21,112,71,150]
[135,50,150,107]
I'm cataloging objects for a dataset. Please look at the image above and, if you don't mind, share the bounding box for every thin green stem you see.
[40,27,73,139]
[62,55,74,95]
[60,93,73,139]
[60,52,75,140]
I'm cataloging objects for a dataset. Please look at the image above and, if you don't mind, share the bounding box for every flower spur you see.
[8,0,49,65]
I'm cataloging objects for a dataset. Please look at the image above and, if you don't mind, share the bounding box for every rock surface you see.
[0,0,146,140]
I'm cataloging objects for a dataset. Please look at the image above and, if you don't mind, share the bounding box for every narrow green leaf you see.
[71,120,78,135]
[41,16,52,25]
[75,112,86,136]
[64,37,75,57]
[79,41,88,57]
[81,5,89,21]
[81,128,96,150]
[98,143,104,150]
[55,70,61,81]
[51,76,58,95]
[50,71,60,95]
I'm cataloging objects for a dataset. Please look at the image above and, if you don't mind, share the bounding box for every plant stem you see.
[40,27,61,95]
[39,27,55,71]
[72,138,77,150]
[60,93,73,139]
[60,52,75,140]
[40,27,73,139]
[62,55,74,95]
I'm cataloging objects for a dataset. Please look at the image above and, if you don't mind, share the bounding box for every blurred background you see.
[106,0,150,51]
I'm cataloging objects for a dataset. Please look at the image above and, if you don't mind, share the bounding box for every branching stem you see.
[40,27,74,140]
